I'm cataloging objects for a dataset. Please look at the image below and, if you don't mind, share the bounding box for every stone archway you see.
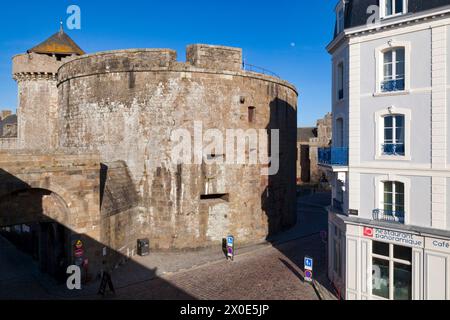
[0,188,71,280]
[0,188,70,227]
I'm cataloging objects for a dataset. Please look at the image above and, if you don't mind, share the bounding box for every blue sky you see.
[0,0,336,127]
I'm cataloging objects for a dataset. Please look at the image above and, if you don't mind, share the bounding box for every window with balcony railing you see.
[373,181,405,224]
[382,115,405,156]
[382,48,405,92]
[318,147,348,166]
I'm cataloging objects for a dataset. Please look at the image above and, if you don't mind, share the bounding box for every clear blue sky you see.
[0,0,336,127]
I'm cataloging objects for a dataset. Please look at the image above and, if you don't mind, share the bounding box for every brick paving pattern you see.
[0,191,336,300]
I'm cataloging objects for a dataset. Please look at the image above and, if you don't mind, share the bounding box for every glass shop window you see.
[372,241,412,300]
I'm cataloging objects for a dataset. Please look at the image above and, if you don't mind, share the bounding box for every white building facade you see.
[322,0,450,300]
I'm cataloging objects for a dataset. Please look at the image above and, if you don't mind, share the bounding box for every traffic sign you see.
[305,270,313,282]
[304,256,313,271]
[226,235,235,261]
[227,236,234,247]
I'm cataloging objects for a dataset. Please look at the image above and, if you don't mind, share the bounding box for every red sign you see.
[305,270,313,282]
[74,248,84,258]
[363,227,374,238]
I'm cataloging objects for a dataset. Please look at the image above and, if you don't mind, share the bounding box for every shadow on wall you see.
[0,169,195,300]
[262,97,298,238]
[0,96,299,300]
[260,95,334,298]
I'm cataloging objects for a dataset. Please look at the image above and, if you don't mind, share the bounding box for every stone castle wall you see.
[0,151,135,274]
[12,53,76,150]
[0,138,17,150]
[56,45,298,249]
[297,113,332,185]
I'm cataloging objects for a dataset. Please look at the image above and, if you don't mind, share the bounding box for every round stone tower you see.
[57,44,298,250]
[12,26,84,150]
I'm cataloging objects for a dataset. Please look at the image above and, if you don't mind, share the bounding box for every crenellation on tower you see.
[186,44,243,72]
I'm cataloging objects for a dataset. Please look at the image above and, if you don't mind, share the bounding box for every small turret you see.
[12,25,84,150]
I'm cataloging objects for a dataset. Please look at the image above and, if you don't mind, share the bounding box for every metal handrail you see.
[243,62,280,78]
[382,143,405,156]
[381,79,405,92]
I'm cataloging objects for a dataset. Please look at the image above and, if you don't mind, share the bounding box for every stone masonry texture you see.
[0,43,298,277]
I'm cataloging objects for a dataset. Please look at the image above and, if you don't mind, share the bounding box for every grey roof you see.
[297,127,317,142]
[335,0,450,37]
[1,114,17,125]
[0,114,17,138]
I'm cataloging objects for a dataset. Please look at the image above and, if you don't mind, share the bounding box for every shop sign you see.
[363,227,423,248]
[74,248,84,258]
[73,238,84,261]
[363,227,374,237]
[75,240,83,249]
[425,238,450,254]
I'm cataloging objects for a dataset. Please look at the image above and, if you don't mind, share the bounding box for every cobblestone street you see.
[0,191,334,300]
[92,191,333,300]
[111,233,328,300]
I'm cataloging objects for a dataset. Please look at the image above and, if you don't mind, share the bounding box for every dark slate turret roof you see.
[336,0,450,37]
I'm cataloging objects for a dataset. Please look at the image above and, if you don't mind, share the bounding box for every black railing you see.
[382,143,405,156]
[243,62,280,78]
[373,209,405,224]
[381,79,405,92]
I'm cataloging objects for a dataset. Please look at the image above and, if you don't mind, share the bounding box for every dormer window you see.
[335,1,346,34]
[337,8,344,34]
[381,0,407,18]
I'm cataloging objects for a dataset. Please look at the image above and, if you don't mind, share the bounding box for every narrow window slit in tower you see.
[200,193,229,201]
[248,106,256,123]
[206,154,225,160]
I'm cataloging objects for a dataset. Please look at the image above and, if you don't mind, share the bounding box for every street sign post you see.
[304,256,313,270]
[304,256,313,283]
[226,235,235,261]
[304,270,313,283]
[73,238,84,266]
